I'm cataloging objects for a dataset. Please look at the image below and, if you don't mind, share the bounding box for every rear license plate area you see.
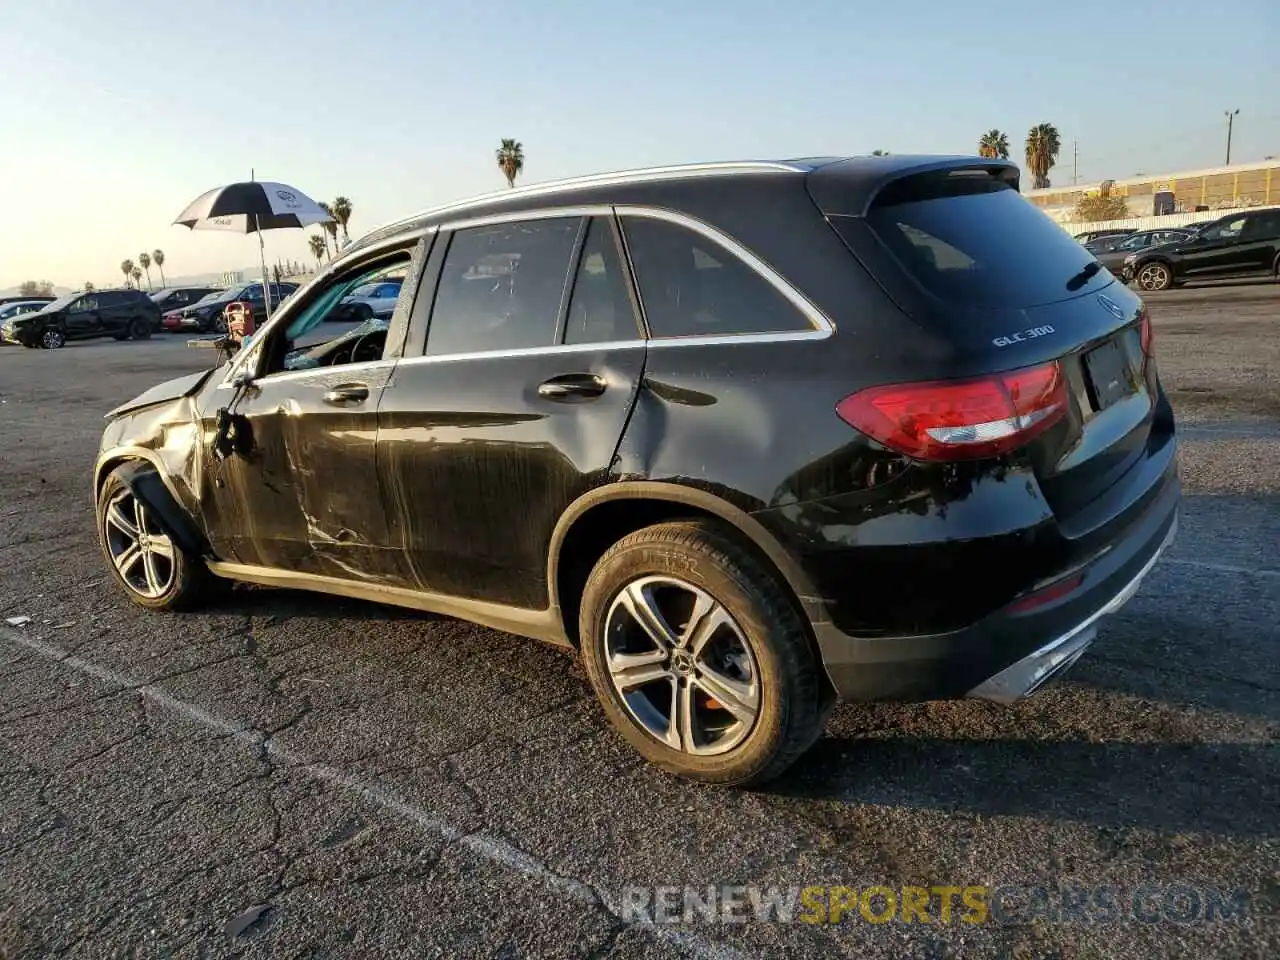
[1083,338,1136,412]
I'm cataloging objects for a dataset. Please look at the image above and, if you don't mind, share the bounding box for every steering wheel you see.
[349,332,384,364]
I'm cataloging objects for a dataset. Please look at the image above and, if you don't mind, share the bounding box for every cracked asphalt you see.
[1,287,1278,959]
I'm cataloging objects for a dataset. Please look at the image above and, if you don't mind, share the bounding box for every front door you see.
[377,213,647,608]
[63,295,101,337]
[199,242,424,582]
[1177,216,1249,279]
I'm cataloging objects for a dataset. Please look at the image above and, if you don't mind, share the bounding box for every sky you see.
[2,0,1278,290]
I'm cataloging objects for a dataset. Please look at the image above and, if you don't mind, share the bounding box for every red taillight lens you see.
[1138,304,1153,358]
[836,361,1068,461]
[1007,573,1084,613]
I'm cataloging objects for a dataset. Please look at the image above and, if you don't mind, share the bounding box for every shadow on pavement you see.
[772,733,1278,838]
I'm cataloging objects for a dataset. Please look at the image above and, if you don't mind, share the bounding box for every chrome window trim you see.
[397,339,648,368]
[359,161,810,242]
[218,227,435,387]
[437,205,612,233]
[616,206,835,336]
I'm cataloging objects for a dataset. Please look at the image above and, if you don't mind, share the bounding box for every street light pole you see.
[1224,109,1240,165]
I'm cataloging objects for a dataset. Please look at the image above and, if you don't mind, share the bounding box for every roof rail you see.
[358,160,813,244]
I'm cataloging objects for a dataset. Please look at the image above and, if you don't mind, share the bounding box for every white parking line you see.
[1165,558,1280,579]
[1,629,746,960]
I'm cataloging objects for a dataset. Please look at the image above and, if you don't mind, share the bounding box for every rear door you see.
[1236,211,1280,275]
[376,211,646,607]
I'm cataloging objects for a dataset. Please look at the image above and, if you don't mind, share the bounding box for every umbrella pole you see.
[255,214,273,322]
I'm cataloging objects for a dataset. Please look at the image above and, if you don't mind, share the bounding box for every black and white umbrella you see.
[173,179,333,321]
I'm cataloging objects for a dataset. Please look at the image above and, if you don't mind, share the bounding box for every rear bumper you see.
[807,461,1180,702]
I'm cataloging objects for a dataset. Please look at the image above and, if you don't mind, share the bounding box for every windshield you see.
[859,174,1112,308]
[348,283,381,299]
[37,293,80,312]
[196,288,237,306]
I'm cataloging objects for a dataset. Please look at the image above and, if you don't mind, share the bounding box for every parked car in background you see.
[0,294,56,308]
[326,278,404,321]
[1123,209,1280,290]
[1091,229,1196,275]
[161,282,299,333]
[0,300,53,326]
[150,286,220,314]
[94,156,1178,786]
[1,289,161,348]
[1074,228,1136,244]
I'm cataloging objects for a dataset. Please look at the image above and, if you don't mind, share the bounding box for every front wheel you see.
[128,317,152,340]
[40,326,66,349]
[96,469,217,611]
[578,520,831,787]
[1136,262,1173,292]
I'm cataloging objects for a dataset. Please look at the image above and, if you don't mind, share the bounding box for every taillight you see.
[1138,304,1153,358]
[836,361,1068,461]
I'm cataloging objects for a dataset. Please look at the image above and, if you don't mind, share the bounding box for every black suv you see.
[3,289,161,348]
[1123,208,1280,290]
[94,157,1179,785]
[164,282,298,333]
[150,286,220,313]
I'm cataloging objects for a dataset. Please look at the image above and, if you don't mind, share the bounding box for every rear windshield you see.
[853,173,1111,308]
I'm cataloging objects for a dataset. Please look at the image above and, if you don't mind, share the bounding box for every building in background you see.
[1027,158,1280,223]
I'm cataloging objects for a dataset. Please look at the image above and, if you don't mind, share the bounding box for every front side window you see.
[75,296,98,311]
[621,217,811,338]
[563,219,638,345]
[426,217,580,356]
[1204,217,1247,241]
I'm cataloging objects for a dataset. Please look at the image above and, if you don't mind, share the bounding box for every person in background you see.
[224,301,255,349]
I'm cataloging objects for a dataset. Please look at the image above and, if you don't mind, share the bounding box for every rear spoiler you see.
[806,156,1020,218]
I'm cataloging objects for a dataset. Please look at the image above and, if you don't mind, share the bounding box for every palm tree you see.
[317,202,339,257]
[496,138,524,188]
[332,196,353,244]
[978,129,1010,159]
[1025,123,1062,189]
[130,266,142,288]
[152,249,166,286]
[308,233,327,268]
[871,149,890,156]
[137,251,152,290]
[120,259,134,289]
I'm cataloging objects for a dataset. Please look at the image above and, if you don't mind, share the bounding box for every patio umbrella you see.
[173,179,332,321]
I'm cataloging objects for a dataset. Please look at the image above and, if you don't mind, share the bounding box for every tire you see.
[578,520,831,787]
[96,468,217,611]
[355,304,373,322]
[128,317,151,340]
[40,326,66,349]
[212,312,228,334]
[1135,261,1173,292]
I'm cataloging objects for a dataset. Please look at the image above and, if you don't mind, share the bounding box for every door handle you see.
[537,373,606,402]
[323,383,370,405]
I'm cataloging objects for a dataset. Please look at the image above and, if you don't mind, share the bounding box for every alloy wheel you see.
[103,489,176,599]
[603,575,760,755]
[1137,263,1171,291]
[41,328,66,349]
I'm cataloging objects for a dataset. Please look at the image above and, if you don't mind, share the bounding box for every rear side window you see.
[563,219,639,345]
[427,217,580,356]
[850,173,1109,308]
[621,217,811,338]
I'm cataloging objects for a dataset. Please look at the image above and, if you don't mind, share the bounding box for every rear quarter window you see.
[847,173,1109,308]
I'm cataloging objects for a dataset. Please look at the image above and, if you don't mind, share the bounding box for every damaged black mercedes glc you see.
[95,157,1179,785]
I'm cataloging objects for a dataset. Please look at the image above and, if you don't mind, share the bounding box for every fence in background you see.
[1052,203,1280,237]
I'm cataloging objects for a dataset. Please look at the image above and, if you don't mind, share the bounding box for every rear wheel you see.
[128,317,151,340]
[40,326,66,349]
[96,469,216,611]
[578,520,830,786]
[1136,261,1173,292]
[212,312,228,334]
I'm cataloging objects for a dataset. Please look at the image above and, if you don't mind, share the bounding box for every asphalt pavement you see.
[1,288,1277,959]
